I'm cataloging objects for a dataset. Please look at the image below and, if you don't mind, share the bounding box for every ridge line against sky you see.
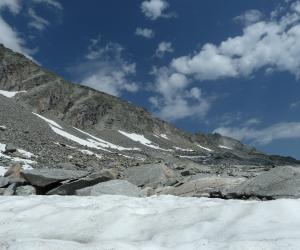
[0,0,300,158]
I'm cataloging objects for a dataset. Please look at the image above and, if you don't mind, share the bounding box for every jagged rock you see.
[47,169,118,195]
[0,177,9,188]
[158,176,246,197]
[229,166,300,199]
[21,169,89,187]
[76,180,143,197]
[15,185,36,196]
[125,164,178,188]
[3,183,17,195]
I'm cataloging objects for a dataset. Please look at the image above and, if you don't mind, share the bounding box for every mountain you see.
[0,44,299,199]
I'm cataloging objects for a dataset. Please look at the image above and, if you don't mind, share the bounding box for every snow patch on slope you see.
[196,144,214,152]
[119,130,171,151]
[0,90,26,98]
[0,143,35,175]
[0,196,300,250]
[219,145,233,150]
[33,113,63,129]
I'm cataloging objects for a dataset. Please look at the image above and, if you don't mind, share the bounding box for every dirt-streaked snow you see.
[0,195,299,250]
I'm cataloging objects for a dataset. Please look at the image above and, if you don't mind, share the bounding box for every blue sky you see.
[1,0,300,159]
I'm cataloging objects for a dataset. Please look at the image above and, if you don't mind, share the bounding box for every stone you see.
[47,169,118,195]
[3,183,17,195]
[4,143,17,154]
[125,164,178,188]
[0,177,9,188]
[76,180,143,197]
[15,185,36,196]
[4,163,26,184]
[158,176,246,197]
[21,168,89,187]
[231,166,300,199]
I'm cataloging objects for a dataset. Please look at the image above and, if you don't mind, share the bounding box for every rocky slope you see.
[0,44,300,199]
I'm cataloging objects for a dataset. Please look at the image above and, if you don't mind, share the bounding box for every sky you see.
[1,0,300,159]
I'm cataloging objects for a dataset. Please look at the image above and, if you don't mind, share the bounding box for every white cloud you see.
[155,41,174,58]
[0,0,21,14]
[31,0,63,10]
[214,122,300,145]
[141,0,174,20]
[234,9,264,25]
[0,0,31,56]
[71,37,138,97]
[169,1,300,81]
[135,27,155,39]
[28,8,50,31]
[290,100,300,108]
[149,67,211,120]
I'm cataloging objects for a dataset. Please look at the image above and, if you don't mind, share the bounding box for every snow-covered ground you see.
[0,195,300,250]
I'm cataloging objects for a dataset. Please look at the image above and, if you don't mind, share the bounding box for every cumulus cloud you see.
[141,0,174,20]
[71,37,138,97]
[135,27,155,39]
[214,122,300,145]
[155,41,174,58]
[169,1,300,81]
[149,67,211,120]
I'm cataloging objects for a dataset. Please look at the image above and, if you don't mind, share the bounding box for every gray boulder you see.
[125,164,178,188]
[76,180,143,197]
[4,143,17,154]
[47,168,118,195]
[21,168,89,187]
[158,176,246,197]
[231,166,300,199]
[0,177,9,188]
[15,185,36,196]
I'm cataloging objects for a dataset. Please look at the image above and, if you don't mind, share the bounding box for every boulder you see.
[125,164,178,188]
[76,180,143,197]
[3,183,17,195]
[158,176,246,197]
[21,168,89,187]
[0,177,9,188]
[4,143,17,154]
[230,166,300,199]
[15,185,36,196]
[47,168,118,195]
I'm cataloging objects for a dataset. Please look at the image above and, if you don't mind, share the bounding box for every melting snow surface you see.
[196,144,214,152]
[0,90,26,98]
[0,196,300,250]
[219,145,233,150]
